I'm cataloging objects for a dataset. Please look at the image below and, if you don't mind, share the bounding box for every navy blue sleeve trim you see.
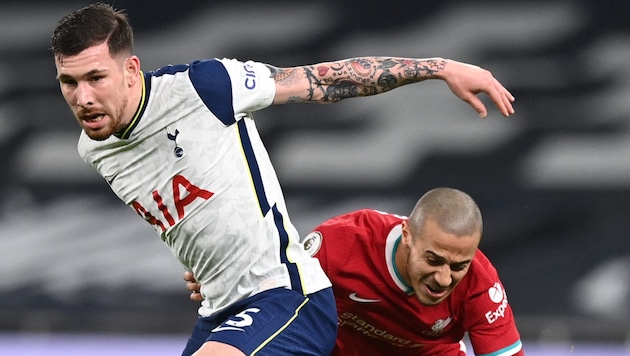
[188,60,236,126]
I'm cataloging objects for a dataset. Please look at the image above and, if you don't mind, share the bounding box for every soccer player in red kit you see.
[308,187,523,355]
[187,187,523,355]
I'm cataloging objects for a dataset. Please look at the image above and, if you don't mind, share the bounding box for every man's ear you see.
[125,55,141,86]
[401,220,412,247]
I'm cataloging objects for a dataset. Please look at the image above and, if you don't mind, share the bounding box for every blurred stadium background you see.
[1,0,630,354]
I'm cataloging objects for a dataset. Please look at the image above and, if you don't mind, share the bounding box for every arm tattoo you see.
[303,65,363,103]
[310,61,368,102]
[329,57,447,101]
[267,64,321,103]
[269,58,447,103]
[268,65,301,86]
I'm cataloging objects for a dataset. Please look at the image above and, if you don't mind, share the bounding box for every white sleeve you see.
[217,58,276,114]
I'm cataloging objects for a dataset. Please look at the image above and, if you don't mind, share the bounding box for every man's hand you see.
[184,271,203,302]
[439,59,515,118]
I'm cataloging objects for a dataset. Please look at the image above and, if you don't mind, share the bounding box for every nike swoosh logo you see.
[349,292,381,303]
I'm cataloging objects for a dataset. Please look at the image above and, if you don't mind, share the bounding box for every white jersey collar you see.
[385,224,414,295]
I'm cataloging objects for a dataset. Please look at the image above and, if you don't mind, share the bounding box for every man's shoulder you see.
[464,251,501,287]
[450,250,507,309]
[325,208,405,228]
[313,209,403,246]
[313,209,402,263]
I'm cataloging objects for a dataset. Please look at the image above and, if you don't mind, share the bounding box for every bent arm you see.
[270,57,515,117]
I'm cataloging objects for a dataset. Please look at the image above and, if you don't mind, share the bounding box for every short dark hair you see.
[51,2,133,58]
[408,187,483,238]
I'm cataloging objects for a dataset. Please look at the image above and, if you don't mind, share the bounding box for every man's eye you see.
[451,264,467,272]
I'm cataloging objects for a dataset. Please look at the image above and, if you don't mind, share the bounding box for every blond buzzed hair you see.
[407,187,483,238]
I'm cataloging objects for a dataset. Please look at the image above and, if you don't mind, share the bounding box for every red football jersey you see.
[308,209,523,356]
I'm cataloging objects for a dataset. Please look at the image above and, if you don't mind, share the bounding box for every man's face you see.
[401,218,480,306]
[55,41,136,141]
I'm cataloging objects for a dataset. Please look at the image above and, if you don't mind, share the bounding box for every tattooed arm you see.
[269,57,515,118]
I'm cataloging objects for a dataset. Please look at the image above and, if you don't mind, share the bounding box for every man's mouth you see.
[425,284,447,298]
[79,113,110,132]
[83,114,105,122]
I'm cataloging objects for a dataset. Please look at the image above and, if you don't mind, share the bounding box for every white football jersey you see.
[78,58,331,317]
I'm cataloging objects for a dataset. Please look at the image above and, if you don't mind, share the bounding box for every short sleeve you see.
[466,280,523,356]
[215,58,276,114]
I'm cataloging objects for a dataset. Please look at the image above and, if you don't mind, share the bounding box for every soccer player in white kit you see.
[51,3,515,355]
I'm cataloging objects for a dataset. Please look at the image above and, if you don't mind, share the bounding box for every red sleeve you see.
[307,208,401,285]
[308,210,372,276]
[465,254,523,355]
[467,288,523,355]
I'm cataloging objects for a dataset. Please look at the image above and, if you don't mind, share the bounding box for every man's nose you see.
[434,265,453,288]
[76,82,94,108]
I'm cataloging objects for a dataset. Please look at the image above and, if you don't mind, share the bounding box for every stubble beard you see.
[82,97,129,141]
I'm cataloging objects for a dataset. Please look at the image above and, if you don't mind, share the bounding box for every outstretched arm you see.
[270,57,515,118]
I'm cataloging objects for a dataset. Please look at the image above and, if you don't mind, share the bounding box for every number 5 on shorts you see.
[212,308,261,333]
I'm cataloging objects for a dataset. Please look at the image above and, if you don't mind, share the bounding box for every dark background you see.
[1,0,629,347]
